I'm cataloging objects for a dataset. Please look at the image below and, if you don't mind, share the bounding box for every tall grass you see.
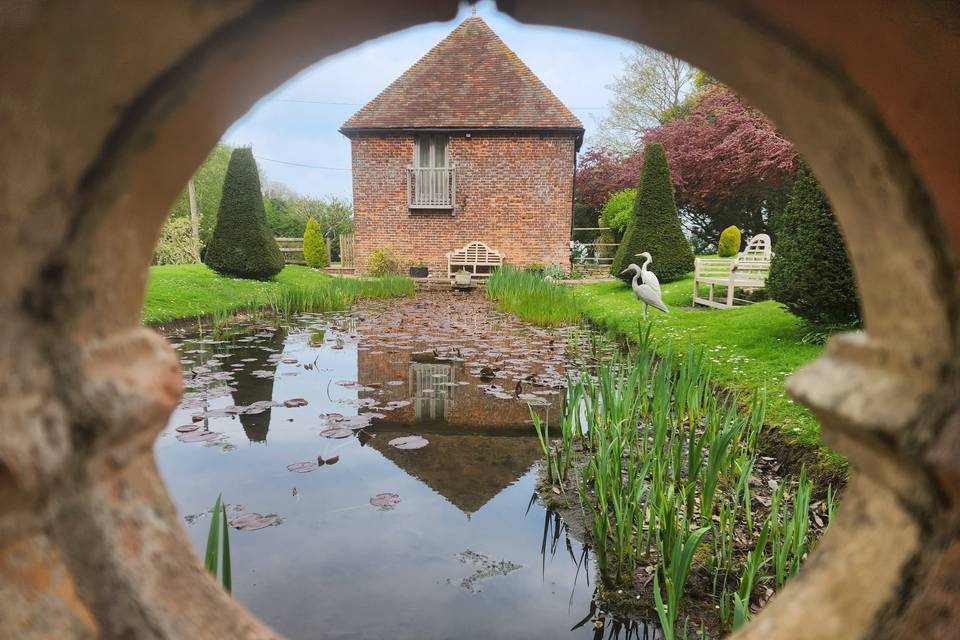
[485,267,580,326]
[199,275,414,327]
[537,326,825,635]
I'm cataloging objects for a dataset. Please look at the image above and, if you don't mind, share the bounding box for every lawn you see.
[144,264,333,323]
[572,277,846,476]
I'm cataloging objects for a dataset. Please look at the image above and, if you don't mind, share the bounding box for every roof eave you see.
[339,125,584,150]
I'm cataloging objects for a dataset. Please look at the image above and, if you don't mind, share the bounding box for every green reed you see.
[485,267,581,326]
[204,493,231,594]
[531,324,825,633]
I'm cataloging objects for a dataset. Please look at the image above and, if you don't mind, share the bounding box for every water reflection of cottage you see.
[409,361,454,421]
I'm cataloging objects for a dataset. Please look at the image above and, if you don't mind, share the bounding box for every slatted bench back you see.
[446,242,504,279]
[739,233,773,262]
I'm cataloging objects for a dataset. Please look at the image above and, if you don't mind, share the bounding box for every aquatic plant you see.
[537,325,825,633]
[485,267,581,326]
[204,493,231,594]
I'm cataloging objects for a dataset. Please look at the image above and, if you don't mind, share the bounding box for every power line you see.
[254,155,351,171]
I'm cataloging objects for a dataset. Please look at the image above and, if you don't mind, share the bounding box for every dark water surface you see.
[156,293,653,639]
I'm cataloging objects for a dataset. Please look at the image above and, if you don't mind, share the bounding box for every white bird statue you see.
[620,251,669,319]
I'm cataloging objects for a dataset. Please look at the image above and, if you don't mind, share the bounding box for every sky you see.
[222,0,637,200]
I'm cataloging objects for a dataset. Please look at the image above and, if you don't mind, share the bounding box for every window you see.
[408,135,455,208]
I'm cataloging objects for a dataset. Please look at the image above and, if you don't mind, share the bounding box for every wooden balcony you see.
[406,166,456,209]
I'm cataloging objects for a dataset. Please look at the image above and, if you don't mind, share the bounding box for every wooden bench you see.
[446,241,503,280]
[692,234,773,308]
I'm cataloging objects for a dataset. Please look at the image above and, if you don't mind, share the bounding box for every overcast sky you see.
[222,0,637,200]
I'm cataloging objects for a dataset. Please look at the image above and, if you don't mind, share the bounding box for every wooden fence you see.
[339,233,355,268]
[276,237,305,265]
[571,227,619,264]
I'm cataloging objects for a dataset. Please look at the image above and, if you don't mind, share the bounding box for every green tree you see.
[768,165,860,325]
[600,188,637,236]
[610,143,694,283]
[203,148,284,280]
[303,218,329,268]
[598,47,697,152]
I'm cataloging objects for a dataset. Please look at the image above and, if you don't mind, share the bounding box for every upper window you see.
[408,135,454,209]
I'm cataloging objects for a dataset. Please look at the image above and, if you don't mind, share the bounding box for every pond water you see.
[156,292,657,639]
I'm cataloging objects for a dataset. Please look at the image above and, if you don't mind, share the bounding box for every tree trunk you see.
[187,177,201,262]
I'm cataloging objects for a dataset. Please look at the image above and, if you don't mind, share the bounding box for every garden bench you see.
[446,241,503,280]
[692,234,773,309]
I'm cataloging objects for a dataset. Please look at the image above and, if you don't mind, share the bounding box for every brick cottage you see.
[340,16,583,277]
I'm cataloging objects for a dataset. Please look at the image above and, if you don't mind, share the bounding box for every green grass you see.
[143,264,413,324]
[485,267,582,326]
[572,277,846,474]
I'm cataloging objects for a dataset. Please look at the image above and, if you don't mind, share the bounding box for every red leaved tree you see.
[644,85,799,247]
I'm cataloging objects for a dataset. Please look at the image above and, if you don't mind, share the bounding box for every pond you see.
[156,292,655,639]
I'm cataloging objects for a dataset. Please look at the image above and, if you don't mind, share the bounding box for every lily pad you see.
[175,424,200,433]
[388,435,430,450]
[176,431,221,443]
[320,427,353,439]
[287,461,319,473]
[283,397,308,408]
[229,512,280,531]
[370,493,401,511]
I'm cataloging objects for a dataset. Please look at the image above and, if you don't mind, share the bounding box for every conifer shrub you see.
[610,143,694,283]
[717,225,742,257]
[303,218,329,268]
[768,165,860,325]
[203,147,284,280]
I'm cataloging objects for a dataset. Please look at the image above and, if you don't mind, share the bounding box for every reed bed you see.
[537,326,831,637]
[485,267,581,326]
[206,275,414,334]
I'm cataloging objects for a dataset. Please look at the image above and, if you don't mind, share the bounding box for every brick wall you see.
[349,132,576,275]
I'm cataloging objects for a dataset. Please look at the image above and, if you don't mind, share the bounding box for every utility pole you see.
[187,177,201,262]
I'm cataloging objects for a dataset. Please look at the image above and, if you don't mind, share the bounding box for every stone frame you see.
[0,1,958,638]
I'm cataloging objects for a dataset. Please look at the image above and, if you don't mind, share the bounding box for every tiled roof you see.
[341,17,584,135]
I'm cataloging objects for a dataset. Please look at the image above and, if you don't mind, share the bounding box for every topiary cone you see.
[204,147,284,280]
[610,143,694,283]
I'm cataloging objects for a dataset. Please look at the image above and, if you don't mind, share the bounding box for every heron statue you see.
[620,251,669,319]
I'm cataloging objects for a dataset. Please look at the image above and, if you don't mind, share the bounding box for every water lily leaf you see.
[283,398,308,408]
[388,435,429,450]
[320,427,353,439]
[320,412,345,421]
[370,493,401,511]
[175,424,200,433]
[287,461,318,473]
[177,431,221,443]
[229,512,279,531]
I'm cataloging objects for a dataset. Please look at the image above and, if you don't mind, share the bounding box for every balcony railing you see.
[406,165,456,209]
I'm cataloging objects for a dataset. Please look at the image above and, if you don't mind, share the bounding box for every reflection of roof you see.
[367,426,542,514]
[341,17,583,136]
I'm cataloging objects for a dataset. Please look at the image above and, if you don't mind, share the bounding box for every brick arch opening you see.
[1,1,957,638]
